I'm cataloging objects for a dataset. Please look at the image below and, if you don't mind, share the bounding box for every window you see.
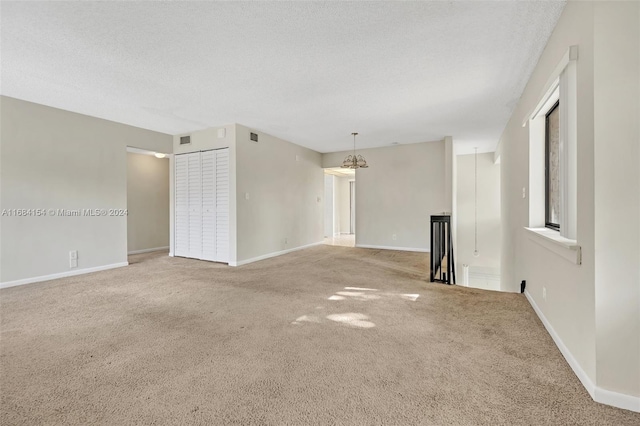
[526,45,578,244]
[545,101,560,230]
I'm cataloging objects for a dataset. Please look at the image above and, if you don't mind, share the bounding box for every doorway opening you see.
[323,167,355,247]
[126,147,171,260]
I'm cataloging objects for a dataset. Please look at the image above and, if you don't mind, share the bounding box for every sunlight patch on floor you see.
[401,294,420,301]
[292,315,321,325]
[336,291,381,300]
[326,313,375,329]
[327,287,420,302]
[343,286,378,291]
[297,287,419,329]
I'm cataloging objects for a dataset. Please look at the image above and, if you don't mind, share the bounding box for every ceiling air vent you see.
[180,135,191,145]
[250,132,258,142]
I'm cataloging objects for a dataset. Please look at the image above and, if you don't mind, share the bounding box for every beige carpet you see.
[1,246,638,425]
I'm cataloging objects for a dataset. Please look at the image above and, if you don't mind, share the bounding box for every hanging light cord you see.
[352,133,358,163]
[474,148,479,257]
[351,133,358,167]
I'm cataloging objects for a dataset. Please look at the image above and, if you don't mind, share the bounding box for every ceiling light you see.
[154,153,166,158]
[341,133,369,169]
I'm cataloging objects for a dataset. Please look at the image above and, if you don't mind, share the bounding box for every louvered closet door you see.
[201,151,216,261]
[200,149,229,263]
[187,152,202,259]
[215,149,230,263]
[175,149,228,263]
[174,154,190,257]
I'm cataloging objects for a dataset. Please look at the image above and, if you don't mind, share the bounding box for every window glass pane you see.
[547,103,560,227]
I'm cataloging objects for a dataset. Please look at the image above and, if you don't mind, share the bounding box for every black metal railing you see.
[430,215,455,285]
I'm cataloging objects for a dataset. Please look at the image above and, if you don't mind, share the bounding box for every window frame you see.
[545,100,561,231]
[521,45,580,264]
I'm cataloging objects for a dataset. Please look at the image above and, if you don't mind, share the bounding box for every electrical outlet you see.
[245,193,250,200]
[284,238,288,245]
[543,287,547,300]
[522,187,526,199]
[69,250,78,268]
[392,234,397,241]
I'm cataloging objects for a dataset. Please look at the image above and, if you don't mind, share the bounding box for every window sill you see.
[524,227,582,265]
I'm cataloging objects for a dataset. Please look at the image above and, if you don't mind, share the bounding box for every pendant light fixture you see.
[341,132,369,169]
[473,147,480,257]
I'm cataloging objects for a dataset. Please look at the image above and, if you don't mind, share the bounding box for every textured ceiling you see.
[1,1,565,154]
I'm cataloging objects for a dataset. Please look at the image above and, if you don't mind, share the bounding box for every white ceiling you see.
[0,1,565,154]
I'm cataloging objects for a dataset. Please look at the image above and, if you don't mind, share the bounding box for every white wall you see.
[451,141,458,283]
[235,124,324,263]
[336,176,351,234]
[323,141,446,251]
[456,153,501,290]
[0,96,172,285]
[332,177,339,236]
[126,153,170,253]
[497,0,639,408]
[171,125,237,264]
[592,0,639,401]
[323,174,334,237]
[171,123,323,265]
[498,0,597,385]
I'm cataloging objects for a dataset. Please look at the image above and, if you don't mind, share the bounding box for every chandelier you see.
[341,132,369,169]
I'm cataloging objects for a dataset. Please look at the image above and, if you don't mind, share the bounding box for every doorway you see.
[350,180,355,234]
[323,167,355,247]
[125,147,170,257]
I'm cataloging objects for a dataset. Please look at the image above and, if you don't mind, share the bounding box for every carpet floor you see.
[1,246,639,425]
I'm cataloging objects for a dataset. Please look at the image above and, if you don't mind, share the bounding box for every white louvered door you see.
[187,152,202,259]
[175,149,229,263]
[174,154,190,257]
[201,151,216,261]
[214,149,229,262]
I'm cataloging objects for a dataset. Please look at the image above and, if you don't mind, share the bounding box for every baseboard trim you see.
[595,387,640,413]
[229,241,324,267]
[524,290,596,397]
[524,290,640,413]
[0,262,129,289]
[355,244,429,253]
[127,246,169,255]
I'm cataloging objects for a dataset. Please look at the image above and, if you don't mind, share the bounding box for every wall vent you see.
[180,135,191,145]
[250,132,258,142]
